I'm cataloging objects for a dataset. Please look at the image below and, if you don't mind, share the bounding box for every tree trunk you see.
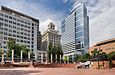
[28,51,30,61]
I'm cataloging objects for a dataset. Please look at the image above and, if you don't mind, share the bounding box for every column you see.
[51,54,53,63]
[45,53,48,64]
[12,49,14,63]
[72,55,74,63]
[28,51,30,61]
[41,53,43,63]
[60,55,61,63]
[1,49,4,64]
[35,51,37,61]
[60,55,62,60]
[20,50,23,62]
[67,56,69,63]
[56,54,57,63]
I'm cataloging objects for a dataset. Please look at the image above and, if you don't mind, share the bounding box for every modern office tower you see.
[0,6,39,59]
[61,2,89,61]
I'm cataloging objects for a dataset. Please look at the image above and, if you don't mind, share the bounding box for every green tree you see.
[7,38,16,50]
[0,48,2,57]
[7,38,30,61]
[78,55,84,62]
[74,54,81,62]
[52,45,56,62]
[83,53,91,61]
[48,43,63,63]
[99,52,107,61]
[107,51,115,60]
[20,45,29,60]
[91,48,98,60]
[7,38,16,57]
[48,42,53,62]
[91,48,105,69]
[56,44,63,63]
[7,39,21,58]
[64,56,67,61]
[14,44,22,58]
[74,53,90,62]
[107,51,115,69]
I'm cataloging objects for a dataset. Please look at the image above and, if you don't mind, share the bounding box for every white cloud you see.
[40,19,59,34]
[63,0,68,3]
[0,0,64,34]
[40,19,53,34]
[88,0,115,46]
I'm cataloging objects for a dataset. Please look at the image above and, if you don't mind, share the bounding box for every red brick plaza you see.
[0,68,115,75]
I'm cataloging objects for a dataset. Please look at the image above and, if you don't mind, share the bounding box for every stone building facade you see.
[37,22,61,63]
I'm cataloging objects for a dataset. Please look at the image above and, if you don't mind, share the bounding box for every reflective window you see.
[17,23,20,26]
[76,31,84,37]
[5,15,8,18]
[4,23,8,26]
[0,17,3,21]
[76,25,84,32]
[9,16,12,19]
[76,43,84,49]
[9,20,12,23]
[13,34,16,37]
[0,22,3,26]
[76,44,81,49]
[0,13,4,16]
[76,37,84,43]
[76,19,84,26]
[61,24,65,29]
[76,13,84,21]
[0,31,3,34]
[4,32,7,35]
[76,8,83,14]
[5,19,8,22]
[4,28,8,31]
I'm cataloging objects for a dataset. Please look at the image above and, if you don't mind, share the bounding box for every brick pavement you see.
[0,68,115,75]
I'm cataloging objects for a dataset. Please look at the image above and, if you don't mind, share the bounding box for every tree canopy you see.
[7,38,30,59]
[48,42,63,63]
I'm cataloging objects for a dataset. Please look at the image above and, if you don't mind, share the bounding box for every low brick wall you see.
[0,63,12,67]
[0,62,30,67]
[90,60,115,69]
[34,63,76,68]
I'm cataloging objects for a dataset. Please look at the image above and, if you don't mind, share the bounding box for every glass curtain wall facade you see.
[61,3,89,60]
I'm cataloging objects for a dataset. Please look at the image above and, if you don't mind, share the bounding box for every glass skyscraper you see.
[61,2,89,61]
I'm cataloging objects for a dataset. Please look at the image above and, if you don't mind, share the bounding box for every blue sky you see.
[24,0,71,14]
[0,0,115,46]
[0,0,73,34]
